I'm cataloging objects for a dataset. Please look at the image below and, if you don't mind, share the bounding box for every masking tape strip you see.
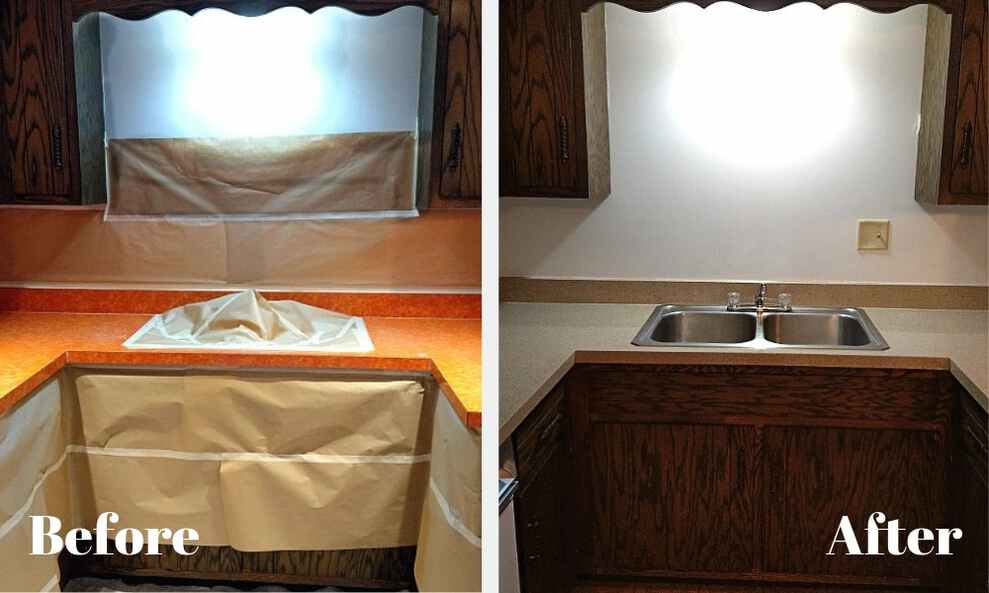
[429,478,481,549]
[0,449,70,541]
[41,573,59,592]
[69,445,431,465]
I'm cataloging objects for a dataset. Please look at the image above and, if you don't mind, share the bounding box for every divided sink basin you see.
[632,305,889,350]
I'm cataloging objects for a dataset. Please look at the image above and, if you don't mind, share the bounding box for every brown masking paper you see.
[0,370,480,592]
[414,386,482,592]
[0,207,481,290]
[105,132,416,219]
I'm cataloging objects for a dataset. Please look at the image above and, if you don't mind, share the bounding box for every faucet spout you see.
[754,283,768,308]
[726,283,792,313]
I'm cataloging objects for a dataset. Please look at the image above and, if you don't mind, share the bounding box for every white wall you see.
[100,6,425,139]
[501,3,988,286]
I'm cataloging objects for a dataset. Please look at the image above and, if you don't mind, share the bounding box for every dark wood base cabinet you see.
[512,364,988,593]
[60,544,416,590]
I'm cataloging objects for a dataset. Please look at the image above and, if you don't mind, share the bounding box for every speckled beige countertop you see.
[500,304,988,442]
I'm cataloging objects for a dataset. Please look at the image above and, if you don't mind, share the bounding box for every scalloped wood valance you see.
[71,0,440,21]
[581,0,959,15]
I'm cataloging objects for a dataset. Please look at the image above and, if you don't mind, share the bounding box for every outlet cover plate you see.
[858,219,890,250]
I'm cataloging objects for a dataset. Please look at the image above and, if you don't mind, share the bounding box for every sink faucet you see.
[727,283,793,313]
[754,283,768,308]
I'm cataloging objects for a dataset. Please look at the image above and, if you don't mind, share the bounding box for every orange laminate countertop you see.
[0,311,481,429]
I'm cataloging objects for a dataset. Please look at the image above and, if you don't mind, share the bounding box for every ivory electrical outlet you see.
[858,219,890,250]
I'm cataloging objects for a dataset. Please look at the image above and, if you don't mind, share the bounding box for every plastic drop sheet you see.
[104,132,418,220]
[0,207,481,290]
[123,290,373,352]
[0,370,480,592]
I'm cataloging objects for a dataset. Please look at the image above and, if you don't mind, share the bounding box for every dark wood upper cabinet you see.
[433,0,481,204]
[500,0,610,199]
[503,0,985,205]
[0,0,77,203]
[916,0,987,205]
[944,0,986,201]
[0,0,479,206]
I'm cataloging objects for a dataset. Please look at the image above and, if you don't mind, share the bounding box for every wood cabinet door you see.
[0,0,74,201]
[763,426,946,584]
[500,0,587,198]
[947,0,987,201]
[514,442,571,593]
[948,393,988,593]
[585,422,759,575]
[567,364,957,588]
[437,0,481,201]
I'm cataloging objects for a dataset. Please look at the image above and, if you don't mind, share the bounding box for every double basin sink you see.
[633,305,889,350]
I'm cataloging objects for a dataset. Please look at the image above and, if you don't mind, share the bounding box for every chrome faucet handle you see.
[727,291,741,310]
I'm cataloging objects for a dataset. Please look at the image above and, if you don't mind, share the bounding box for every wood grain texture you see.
[564,364,960,587]
[436,0,481,202]
[71,0,439,19]
[515,441,575,593]
[587,422,756,574]
[415,8,438,209]
[513,378,576,593]
[0,0,73,200]
[581,365,948,429]
[514,381,567,478]
[571,579,944,592]
[70,545,416,589]
[947,385,988,592]
[762,427,944,581]
[947,0,987,199]
[501,0,587,198]
[71,11,107,204]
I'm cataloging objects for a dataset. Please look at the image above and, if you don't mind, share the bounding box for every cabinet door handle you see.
[446,123,462,171]
[51,125,64,170]
[559,116,570,162]
[959,121,973,169]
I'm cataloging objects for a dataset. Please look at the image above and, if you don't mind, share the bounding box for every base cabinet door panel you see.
[588,422,757,574]
[763,426,944,583]
[515,444,570,593]
[564,364,975,589]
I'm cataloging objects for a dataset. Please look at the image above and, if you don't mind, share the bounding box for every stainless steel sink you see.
[762,311,874,347]
[649,309,756,344]
[633,305,888,350]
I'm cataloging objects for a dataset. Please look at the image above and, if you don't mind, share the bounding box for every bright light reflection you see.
[668,3,855,169]
[182,8,325,138]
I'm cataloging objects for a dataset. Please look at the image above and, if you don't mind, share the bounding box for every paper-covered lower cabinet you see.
[0,369,480,592]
